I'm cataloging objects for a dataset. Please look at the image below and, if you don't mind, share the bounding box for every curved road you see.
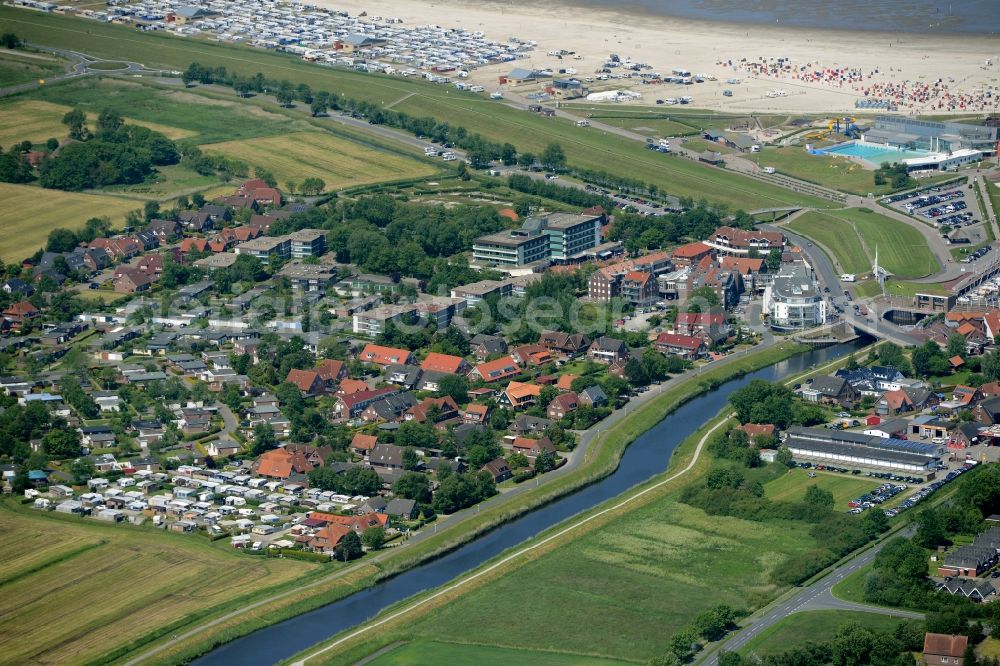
[700,527,923,664]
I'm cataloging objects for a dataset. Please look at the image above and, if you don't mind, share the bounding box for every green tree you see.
[96,108,124,138]
[947,333,968,360]
[335,530,363,561]
[251,422,277,455]
[1,32,23,49]
[540,142,566,171]
[776,446,794,467]
[42,428,82,458]
[982,350,1000,382]
[70,457,96,484]
[402,447,419,471]
[534,450,557,474]
[61,108,89,141]
[804,484,834,511]
[437,374,469,404]
[394,472,432,503]
[361,526,385,550]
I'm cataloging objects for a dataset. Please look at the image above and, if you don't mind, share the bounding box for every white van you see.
[762,166,776,174]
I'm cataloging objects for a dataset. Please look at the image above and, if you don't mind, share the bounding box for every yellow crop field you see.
[201,131,437,191]
[0,183,139,261]
[0,99,194,146]
[0,502,316,666]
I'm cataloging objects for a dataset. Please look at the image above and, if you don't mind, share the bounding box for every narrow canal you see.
[195,341,863,665]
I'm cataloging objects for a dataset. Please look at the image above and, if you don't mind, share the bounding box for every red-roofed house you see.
[706,226,785,256]
[254,447,314,480]
[180,238,210,254]
[316,359,347,383]
[923,633,968,666]
[741,423,777,440]
[502,381,542,409]
[337,378,370,396]
[359,344,413,367]
[406,396,459,424]
[286,368,325,396]
[113,268,154,294]
[876,389,915,416]
[470,355,520,382]
[674,312,728,342]
[350,433,378,456]
[3,300,40,328]
[622,270,657,306]
[308,524,352,553]
[335,386,400,419]
[420,352,470,375]
[654,333,707,360]
[511,436,556,459]
[984,311,1000,343]
[463,403,490,424]
[547,392,579,420]
[671,241,713,267]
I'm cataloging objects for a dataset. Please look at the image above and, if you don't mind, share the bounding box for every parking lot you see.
[882,179,991,255]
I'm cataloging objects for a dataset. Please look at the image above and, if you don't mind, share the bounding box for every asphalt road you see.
[699,527,923,664]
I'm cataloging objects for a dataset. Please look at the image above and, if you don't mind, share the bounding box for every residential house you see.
[3,301,40,328]
[420,352,469,376]
[385,364,422,389]
[386,497,417,520]
[406,396,459,424]
[578,385,608,408]
[351,433,378,456]
[254,447,314,481]
[705,226,784,256]
[462,403,491,424]
[876,389,915,416]
[316,359,347,385]
[547,392,579,420]
[470,334,508,361]
[502,381,542,410]
[361,393,419,422]
[481,457,512,483]
[801,375,859,407]
[674,312,729,343]
[654,333,706,360]
[587,337,628,364]
[509,414,553,435]
[285,368,325,397]
[976,396,1000,425]
[470,356,521,383]
[368,443,405,469]
[510,344,552,367]
[511,436,556,460]
[113,269,154,294]
[538,331,590,356]
[358,344,414,367]
[670,241,714,268]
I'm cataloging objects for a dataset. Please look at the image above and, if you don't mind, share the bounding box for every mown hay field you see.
[200,131,437,191]
[0,99,194,146]
[0,182,140,261]
[0,502,316,666]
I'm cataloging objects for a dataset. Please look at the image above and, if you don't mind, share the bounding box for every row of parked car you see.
[962,245,992,264]
[902,189,965,212]
[922,199,968,219]
[848,483,908,513]
[883,464,974,518]
[935,211,976,227]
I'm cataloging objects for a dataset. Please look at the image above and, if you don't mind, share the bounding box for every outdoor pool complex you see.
[818,141,932,166]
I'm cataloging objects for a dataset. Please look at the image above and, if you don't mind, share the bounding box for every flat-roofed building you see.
[472,229,549,267]
[868,116,999,155]
[287,229,327,258]
[234,236,290,260]
[532,212,602,262]
[278,262,336,292]
[783,425,942,472]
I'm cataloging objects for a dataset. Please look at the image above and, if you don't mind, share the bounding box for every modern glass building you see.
[867,116,999,155]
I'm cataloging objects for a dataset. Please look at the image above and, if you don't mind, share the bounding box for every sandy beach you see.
[318,0,1000,115]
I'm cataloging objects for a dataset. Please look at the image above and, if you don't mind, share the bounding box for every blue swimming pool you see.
[818,141,931,166]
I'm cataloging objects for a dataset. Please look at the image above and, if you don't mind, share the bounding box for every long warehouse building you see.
[783,426,943,472]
